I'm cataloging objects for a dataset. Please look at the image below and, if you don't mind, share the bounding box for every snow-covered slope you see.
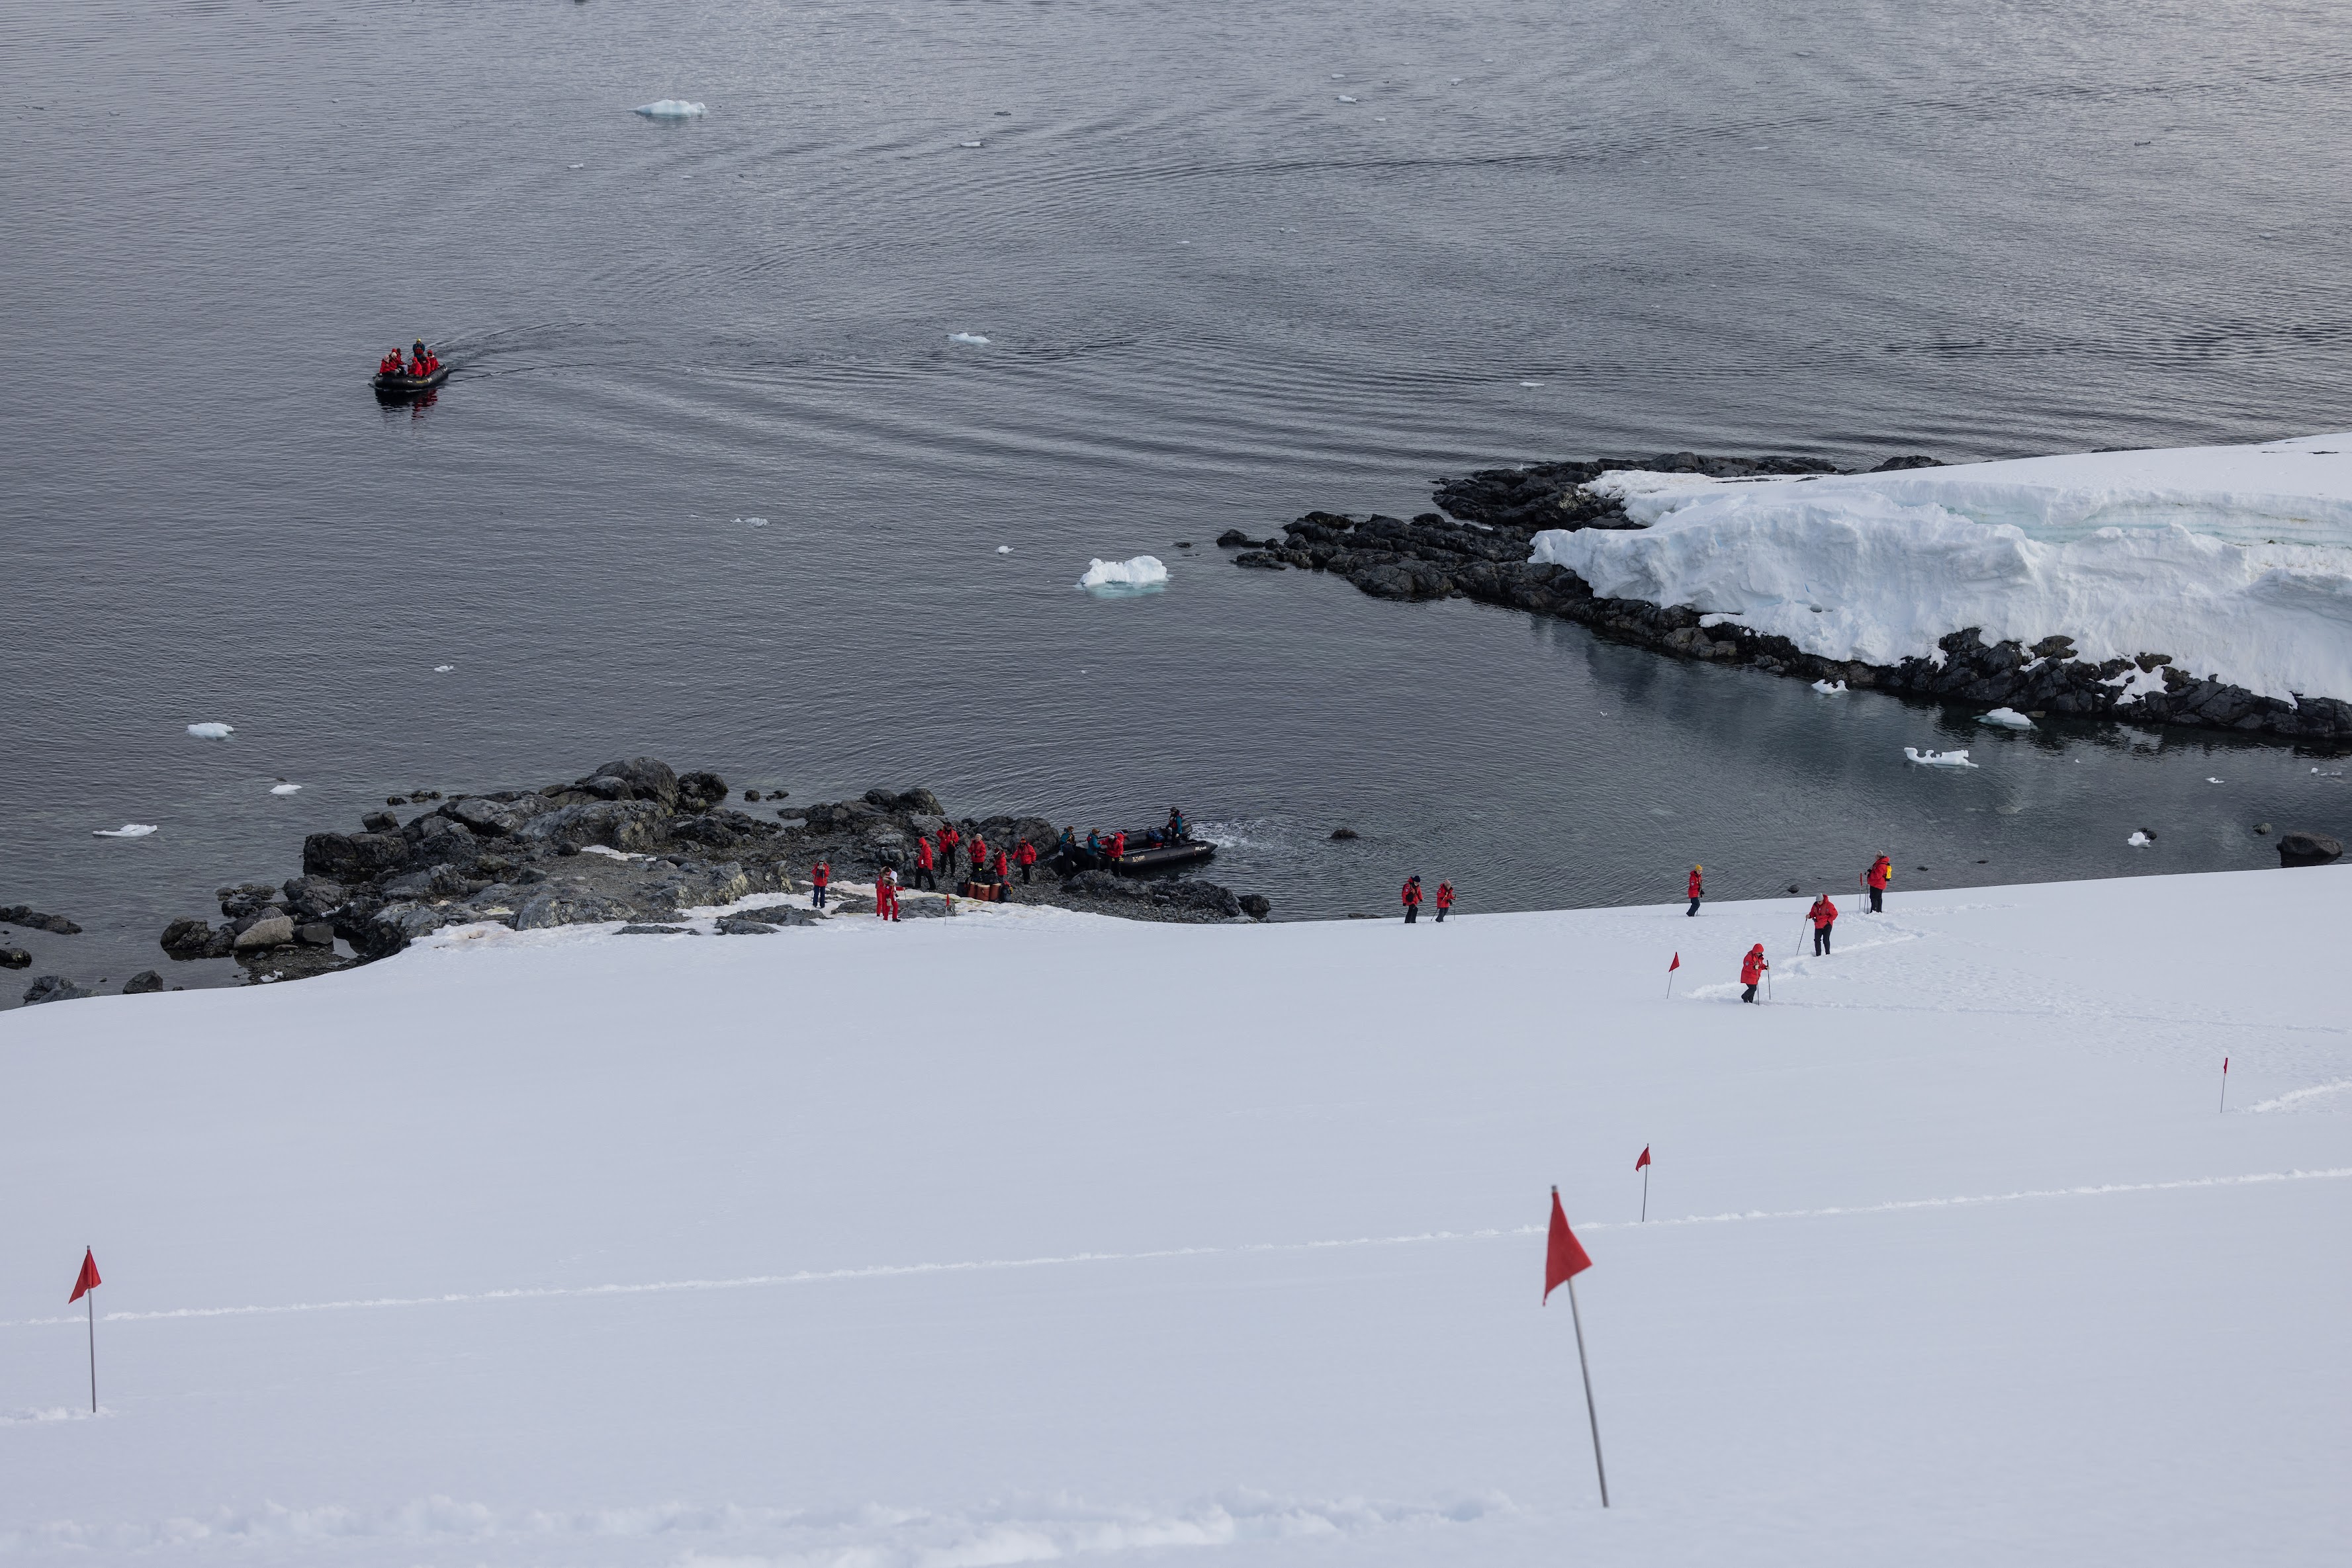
[1532,433,2352,702]
[3,871,2349,1567]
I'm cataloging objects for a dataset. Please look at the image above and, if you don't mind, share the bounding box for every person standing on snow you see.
[1402,874,1424,924]
[810,858,832,911]
[1687,865,1704,918]
[913,834,937,891]
[1435,880,1455,922]
[1808,893,1838,955]
[1740,942,1768,1003]
[1862,853,1892,914]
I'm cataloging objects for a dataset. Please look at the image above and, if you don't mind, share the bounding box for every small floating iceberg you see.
[187,722,234,740]
[433,664,455,673]
[958,140,983,149]
[633,100,706,118]
[948,332,990,346]
[93,824,158,838]
[270,783,302,795]
[1078,555,1169,594]
[996,544,1014,554]
[1904,746,1978,767]
[1811,679,1847,695]
[1335,95,1358,103]
[1977,707,2034,729]
[2127,830,2153,847]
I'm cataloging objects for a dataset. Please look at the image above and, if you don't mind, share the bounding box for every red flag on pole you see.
[1668,953,1680,972]
[1545,1188,1592,1303]
[69,1249,100,1303]
[1634,1146,1651,1171]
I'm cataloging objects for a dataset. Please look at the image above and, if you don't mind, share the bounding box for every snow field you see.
[1531,433,2352,703]
[1,869,2347,1567]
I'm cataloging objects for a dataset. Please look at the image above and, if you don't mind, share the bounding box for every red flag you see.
[1545,1187,1592,1302]
[1668,952,1680,972]
[1635,1145,1651,1171]
[69,1248,101,1303]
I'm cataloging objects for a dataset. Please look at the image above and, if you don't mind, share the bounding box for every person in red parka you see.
[1109,830,1127,861]
[810,858,831,911]
[1808,893,1838,955]
[1435,881,1455,922]
[1015,838,1038,884]
[1687,864,1704,918]
[1863,853,1892,914]
[876,867,900,921]
[968,832,989,877]
[1740,942,1768,1003]
[992,847,1010,885]
[1402,874,1424,924]
[913,834,937,891]
[939,823,961,873]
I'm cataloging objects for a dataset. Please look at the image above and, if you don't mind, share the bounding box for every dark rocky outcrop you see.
[1233,455,2352,745]
[122,971,165,995]
[0,948,28,969]
[0,906,83,936]
[2277,832,2343,867]
[23,975,95,1006]
[161,918,236,960]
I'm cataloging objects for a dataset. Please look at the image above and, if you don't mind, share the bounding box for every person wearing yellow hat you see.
[1686,864,1703,917]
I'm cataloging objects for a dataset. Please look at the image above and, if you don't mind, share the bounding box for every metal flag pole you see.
[1566,1276,1609,1508]
[86,1278,97,1413]
[1641,1164,1649,1223]
[2220,1056,2229,1113]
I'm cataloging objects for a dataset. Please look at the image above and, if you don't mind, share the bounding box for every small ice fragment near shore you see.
[2206,776,2225,783]
[2127,830,2152,847]
[270,783,302,795]
[580,844,648,861]
[996,545,1013,554]
[735,517,769,527]
[958,140,983,148]
[433,664,455,673]
[568,163,584,169]
[1078,555,1169,593]
[1336,95,1357,103]
[948,332,990,346]
[187,722,233,740]
[1977,707,2033,728]
[1811,679,1847,694]
[94,824,158,838]
[1903,746,1978,767]
[633,100,705,118]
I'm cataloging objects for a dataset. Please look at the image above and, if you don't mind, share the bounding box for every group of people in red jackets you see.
[1701,853,1893,1003]
[1399,875,1455,924]
[376,339,439,380]
[909,825,1039,892]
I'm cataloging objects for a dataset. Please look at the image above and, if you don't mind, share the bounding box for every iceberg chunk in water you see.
[1977,707,2034,728]
[1077,556,1169,593]
[187,722,234,740]
[1904,747,1979,767]
[633,100,706,119]
[94,824,158,838]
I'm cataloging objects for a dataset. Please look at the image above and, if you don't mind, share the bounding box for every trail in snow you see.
[9,1168,2341,1334]
[2243,1078,2352,1113]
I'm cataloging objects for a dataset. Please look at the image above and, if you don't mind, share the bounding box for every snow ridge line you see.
[2,1168,2341,1332]
[2242,1078,2352,1113]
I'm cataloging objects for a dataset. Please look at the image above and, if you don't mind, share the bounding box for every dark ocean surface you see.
[7,0,2351,1001]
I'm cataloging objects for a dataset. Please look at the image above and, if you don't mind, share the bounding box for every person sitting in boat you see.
[378,348,406,376]
[408,341,439,378]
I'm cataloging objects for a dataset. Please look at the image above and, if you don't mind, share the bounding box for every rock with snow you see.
[2128,830,2153,848]
[1811,679,1848,695]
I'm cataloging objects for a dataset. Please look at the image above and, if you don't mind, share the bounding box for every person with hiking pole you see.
[1807,892,1838,955]
[1740,942,1768,1003]
[1863,853,1892,914]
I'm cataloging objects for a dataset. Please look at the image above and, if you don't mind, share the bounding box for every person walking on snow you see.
[876,867,900,921]
[1740,942,1768,1003]
[810,858,831,911]
[1687,865,1704,917]
[1863,853,1892,914]
[1016,838,1038,884]
[1808,893,1838,955]
[913,834,937,891]
[1435,880,1455,922]
[1402,874,1424,924]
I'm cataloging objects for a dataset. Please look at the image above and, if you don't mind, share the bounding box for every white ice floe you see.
[1518,380,1542,388]
[270,783,302,795]
[1336,95,1358,103]
[996,545,1013,554]
[1531,432,2352,703]
[186,722,233,740]
[1905,747,1979,767]
[735,517,769,528]
[433,664,455,674]
[2128,830,2153,847]
[1811,679,1848,695]
[2208,777,2226,784]
[1077,555,1169,593]
[633,100,705,118]
[92,824,158,838]
[1977,707,2034,728]
[947,332,990,346]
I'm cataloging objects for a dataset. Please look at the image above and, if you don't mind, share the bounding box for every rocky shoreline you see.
[1220,451,2352,744]
[8,757,1269,1006]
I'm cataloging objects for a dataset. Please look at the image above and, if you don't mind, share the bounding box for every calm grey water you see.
[7,0,2351,1002]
